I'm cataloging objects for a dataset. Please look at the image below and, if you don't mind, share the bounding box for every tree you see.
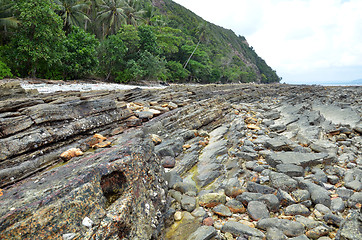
[122,0,144,26]
[53,0,91,33]
[0,0,19,44]
[96,0,125,37]
[97,33,127,80]
[60,26,99,79]
[4,0,65,78]
[183,22,207,69]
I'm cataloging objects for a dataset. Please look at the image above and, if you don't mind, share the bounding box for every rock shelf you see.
[0,81,361,239]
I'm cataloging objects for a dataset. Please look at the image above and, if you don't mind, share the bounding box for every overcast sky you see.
[173,0,362,84]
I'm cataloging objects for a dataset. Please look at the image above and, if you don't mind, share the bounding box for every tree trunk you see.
[183,40,200,69]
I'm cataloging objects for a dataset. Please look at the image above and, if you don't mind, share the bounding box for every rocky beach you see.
[0,80,361,240]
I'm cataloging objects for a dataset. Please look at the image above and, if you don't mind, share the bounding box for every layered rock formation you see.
[0,81,361,239]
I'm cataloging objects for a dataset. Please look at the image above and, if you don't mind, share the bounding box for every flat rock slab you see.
[266,152,329,168]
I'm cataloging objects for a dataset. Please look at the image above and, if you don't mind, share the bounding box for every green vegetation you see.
[0,0,280,83]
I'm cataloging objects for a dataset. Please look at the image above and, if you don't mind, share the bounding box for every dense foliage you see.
[0,0,280,83]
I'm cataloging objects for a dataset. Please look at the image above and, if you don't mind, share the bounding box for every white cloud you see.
[173,0,362,83]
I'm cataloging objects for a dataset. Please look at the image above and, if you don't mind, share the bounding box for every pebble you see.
[284,203,311,216]
[213,204,232,217]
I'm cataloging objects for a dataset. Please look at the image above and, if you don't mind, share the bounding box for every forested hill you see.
[153,0,280,83]
[0,0,280,84]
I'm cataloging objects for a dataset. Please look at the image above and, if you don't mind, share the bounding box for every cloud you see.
[173,0,362,83]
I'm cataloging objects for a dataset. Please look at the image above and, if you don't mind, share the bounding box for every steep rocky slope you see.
[0,81,361,239]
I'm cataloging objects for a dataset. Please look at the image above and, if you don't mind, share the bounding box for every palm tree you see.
[96,0,126,37]
[53,0,91,32]
[183,23,207,69]
[122,0,144,27]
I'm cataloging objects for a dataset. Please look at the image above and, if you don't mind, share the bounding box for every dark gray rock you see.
[247,181,277,194]
[247,201,270,220]
[236,192,263,205]
[257,194,280,212]
[266,227,288,240]
[276,164,304,177]
[336,209,362,240]
[225,199,246,213]
[174,152,199,175]
[277,189,296,207]
[266,152,328,168]
[173,182,198,195]
[165,171,183,189]
[298,179,331,207]
[181,195,197,212]
[291,189,311,203]
[257,218,305,237]
[289,235,309,240]
[331,197,345,212]
[264,136,295,151]
[222,221,265,238]
[187,226,217,240]
[324,213,343,227]
[295,215,323,230]
[212,204,232,217]
[347,192,362,208]
[269,171,298,192]
[336,188,355,201]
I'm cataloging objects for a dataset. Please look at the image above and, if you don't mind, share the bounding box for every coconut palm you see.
[183,23,207,69]
[96,0,126,37]
[53,0,91,32]
[122,0,144,27]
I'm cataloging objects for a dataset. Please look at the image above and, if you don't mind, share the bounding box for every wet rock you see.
[222,221,265,238]
[186,226,217,240]
[247,201,270,220]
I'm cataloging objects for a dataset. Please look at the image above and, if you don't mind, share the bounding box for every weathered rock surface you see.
[0,82,361,239]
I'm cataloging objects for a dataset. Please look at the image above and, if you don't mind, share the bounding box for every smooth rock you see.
[257,218,305,237]
[269,171,298,192]
[186,226,217,240]
[266,227,288,240]
[284,204,311,216]
[225,199,246,213]
[199,193,226,208]
[247,201,270,221]
[213,204,232,217]
[181,195,197,212]
[221,221,265,238]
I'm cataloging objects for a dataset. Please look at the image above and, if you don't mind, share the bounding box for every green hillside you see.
[0,0,280,83]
